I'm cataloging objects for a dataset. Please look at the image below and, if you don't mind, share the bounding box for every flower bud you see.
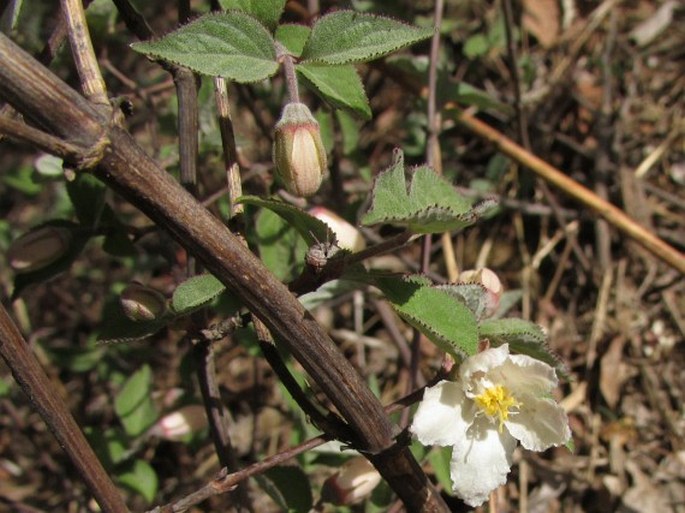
[7,226,72,273]
[120,282,167,322]
[150,405,207,441]
[321,457,382,505]
[309,207,366,252]
[459,268,503,318]
[273,102,327,197]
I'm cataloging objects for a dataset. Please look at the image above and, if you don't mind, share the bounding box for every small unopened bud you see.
[309,207,366,252]
[273,102,327,197]
[459,268,503,317]
[7,226,72,273]
[120,282,167,322]
[321,457,382,505]
[150,405,207,441]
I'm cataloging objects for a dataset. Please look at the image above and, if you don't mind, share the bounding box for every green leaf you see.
[275,23,310,57]
[85,427,128,468]
[3,165,41,195]
[172,274,226,314]
[301,11,433,65]
[131,12,278,83]
[238,195,334,246]
[259,465,313,512]
[336,109,360,155]
[117,459,158,503]
[478,318,569,379]
[254,208,308,282]
[362,150,497,233]
[296,63,371,119]
[219,0,286,31]
[375,274,479,358]
[114,365,158,437]
[463,33,489,59]
[437,282,491,321]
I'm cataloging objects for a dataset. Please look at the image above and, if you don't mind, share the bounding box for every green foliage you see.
[259,465,313,512]
[218,0,286,31]
[254,208,308,282]
[172,273,226,314]
[296,63,371,119]
[3,164,42,195]
[238,195,334,246]
[427,446,453,492]
[117,459,159,503]
[131,12,278,83]
[300,11,433,65]
[97,296,168,343]
[362,150,497,233]
[374,274,479,358]
[114,365,158,437]
[275,23,310,57]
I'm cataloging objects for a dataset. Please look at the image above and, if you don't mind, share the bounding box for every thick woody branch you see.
[0,33,448,513]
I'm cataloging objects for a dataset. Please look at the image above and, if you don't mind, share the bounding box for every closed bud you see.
[273,102,326,197]
[459,268,503,317]
[150,405,207,441]
[321,457,382,505]
[120,282,167,322]
[309,207,366,252]
[7,226,71,273]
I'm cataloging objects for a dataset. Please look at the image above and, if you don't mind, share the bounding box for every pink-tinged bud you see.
[7,226,71,273]
[273,102,327,197]
[120,282,167,322]
[309,207,366,252]
[150,405,207,441]
[321,457,382,505]
[459,268,503,317]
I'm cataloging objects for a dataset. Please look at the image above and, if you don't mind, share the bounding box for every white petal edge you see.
[502,354,559,395]
[450,420,517,507]
[460,344,510,391]
[505,397,571,451]
[411,381,472,447]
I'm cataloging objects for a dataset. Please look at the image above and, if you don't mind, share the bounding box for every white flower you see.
[411,344,571,507]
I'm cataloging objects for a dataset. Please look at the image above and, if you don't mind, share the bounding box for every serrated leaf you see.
[275,23,310,57]
[301,10,433,65]
[296,63,371,119]
[172,274,226,314]
[362,150,496,233]
[237,195,334,246]
[117,459,158,503]
[218,0,286,31]
[479,318,569,379]
[375,274,479,358]
[114,365,158,437]
[259,465,313,512]
[131,12,278,83]
[437,282,491,321]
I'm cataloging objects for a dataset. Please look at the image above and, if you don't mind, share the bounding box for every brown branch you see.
[0,33,449,513]
[0,305,130,513]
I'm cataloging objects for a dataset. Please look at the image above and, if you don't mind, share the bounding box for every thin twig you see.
[60,0,109,107]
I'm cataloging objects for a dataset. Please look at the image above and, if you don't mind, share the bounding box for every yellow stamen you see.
[474,385,519,431]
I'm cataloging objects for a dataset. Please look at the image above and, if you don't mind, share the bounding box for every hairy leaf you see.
[275,23,310,57]
[362,149,497,233]
[172,274,226,314]
[131,12,278,83]
[219,0,286,31]
[375,274,479,358]
[296,63,371,119]
[114,365,157,437]
[301,11,433,65]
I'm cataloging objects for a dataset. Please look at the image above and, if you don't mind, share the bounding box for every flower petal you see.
[411,381,473,447]
[505,397,571,451]
[460,344,510,394]
[501,354,559,395]
[450,420,517,507]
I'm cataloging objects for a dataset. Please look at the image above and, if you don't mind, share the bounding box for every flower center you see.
[474,385,519,431]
